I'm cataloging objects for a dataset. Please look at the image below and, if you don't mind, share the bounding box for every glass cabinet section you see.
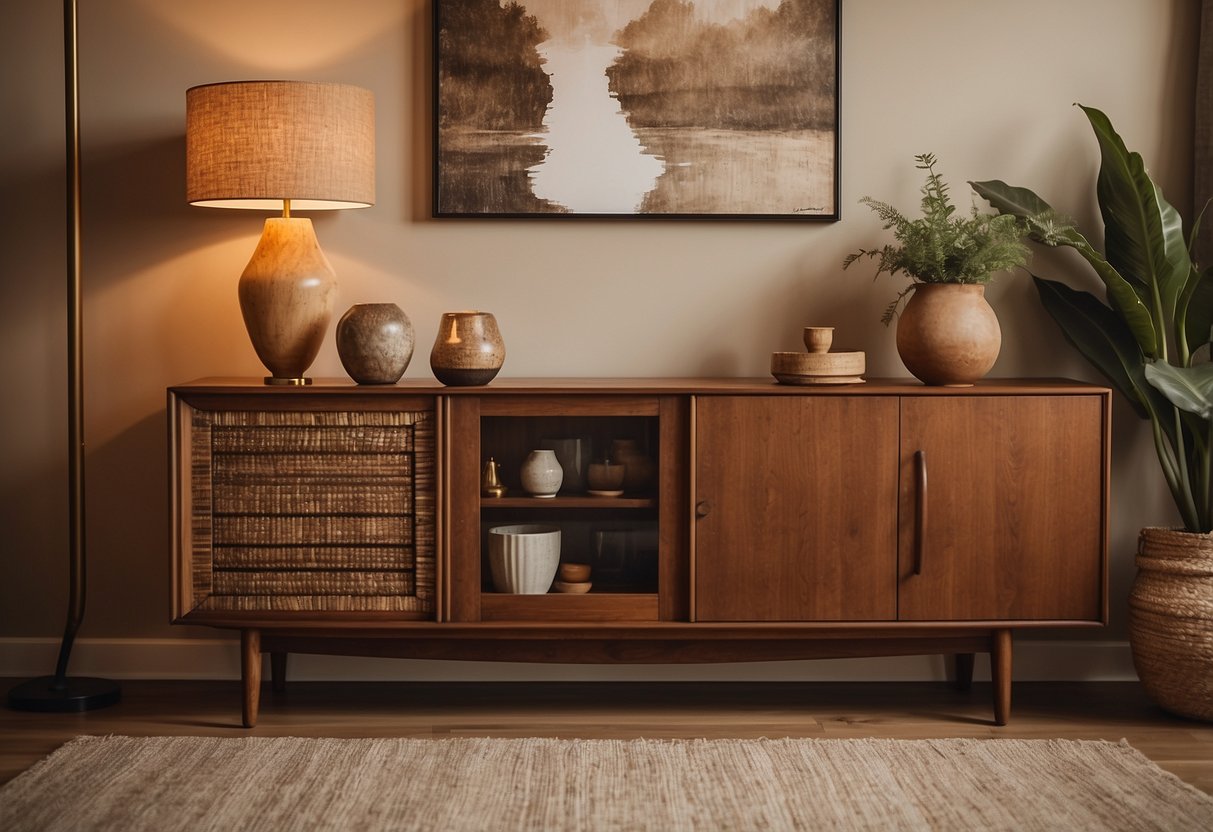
[445,395,688,623]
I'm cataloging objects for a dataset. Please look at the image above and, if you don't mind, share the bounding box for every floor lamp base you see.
[8,675,121,712]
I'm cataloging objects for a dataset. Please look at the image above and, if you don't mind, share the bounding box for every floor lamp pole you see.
[7,0,121,712]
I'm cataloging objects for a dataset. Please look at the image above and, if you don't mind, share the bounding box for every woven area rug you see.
[2,736,1211,831]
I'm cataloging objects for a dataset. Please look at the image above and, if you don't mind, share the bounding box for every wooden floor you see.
[2,680,1211,793]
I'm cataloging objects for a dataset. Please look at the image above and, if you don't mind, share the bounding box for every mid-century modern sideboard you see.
[168,378,1111,727]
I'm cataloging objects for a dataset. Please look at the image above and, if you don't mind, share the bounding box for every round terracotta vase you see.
[895,283,1001,386]
[335,303,414,384]
[429,311,505,386]
[1128,527,1213,721]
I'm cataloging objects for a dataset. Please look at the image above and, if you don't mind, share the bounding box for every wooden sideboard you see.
[169,378,1110,726]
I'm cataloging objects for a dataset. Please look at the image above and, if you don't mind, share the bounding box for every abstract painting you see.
[434,0,839,218]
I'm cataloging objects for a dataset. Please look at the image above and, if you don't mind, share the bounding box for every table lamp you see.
[186,80,375,384]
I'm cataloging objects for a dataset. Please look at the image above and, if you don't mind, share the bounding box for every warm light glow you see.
[190,199,369,211]
[136,0,407,72]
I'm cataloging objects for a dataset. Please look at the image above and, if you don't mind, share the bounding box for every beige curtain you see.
[1197,0,1213,264]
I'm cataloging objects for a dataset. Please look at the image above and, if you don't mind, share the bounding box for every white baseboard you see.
[0,637,1137,682]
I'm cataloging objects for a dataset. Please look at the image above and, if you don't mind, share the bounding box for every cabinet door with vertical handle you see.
[898,395,1106,621]
[695,396,898,621]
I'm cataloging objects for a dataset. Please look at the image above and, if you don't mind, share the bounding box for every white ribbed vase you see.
[488,525,561,594]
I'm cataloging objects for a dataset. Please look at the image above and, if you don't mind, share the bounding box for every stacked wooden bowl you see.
[771,327,865,385]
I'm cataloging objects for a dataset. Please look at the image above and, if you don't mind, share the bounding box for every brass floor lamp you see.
[8,0,121,712]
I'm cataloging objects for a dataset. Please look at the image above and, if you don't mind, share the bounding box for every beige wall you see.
[0,1,1197,669]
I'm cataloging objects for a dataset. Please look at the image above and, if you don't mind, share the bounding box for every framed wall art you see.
[433,0,840,219]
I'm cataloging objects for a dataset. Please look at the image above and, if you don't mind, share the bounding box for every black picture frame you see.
[433,0,841,220]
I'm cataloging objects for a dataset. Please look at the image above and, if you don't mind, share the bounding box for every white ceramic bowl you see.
[488,524,561,594]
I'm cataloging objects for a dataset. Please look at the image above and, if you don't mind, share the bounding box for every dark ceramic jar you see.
[429,311,505,386]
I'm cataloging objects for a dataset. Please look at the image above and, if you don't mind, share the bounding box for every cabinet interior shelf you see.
[481,496,656,509]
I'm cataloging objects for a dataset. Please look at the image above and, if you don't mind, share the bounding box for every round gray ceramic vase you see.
[335,303,415,384]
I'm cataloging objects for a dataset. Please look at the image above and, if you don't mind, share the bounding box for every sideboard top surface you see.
[170,377,1110,397]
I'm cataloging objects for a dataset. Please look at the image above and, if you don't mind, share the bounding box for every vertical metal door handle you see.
[914,450,927,576]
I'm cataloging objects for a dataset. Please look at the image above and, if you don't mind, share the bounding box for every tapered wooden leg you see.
[991,629,1013,726]
[954,652,975,691]
[270,652,288,694]
[241,629,261,728]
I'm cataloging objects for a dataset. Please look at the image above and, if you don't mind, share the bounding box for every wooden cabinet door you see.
[695,396,898,621]
[898,396,1106,621]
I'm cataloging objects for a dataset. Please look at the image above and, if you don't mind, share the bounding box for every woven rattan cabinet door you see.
[181,403,436,618]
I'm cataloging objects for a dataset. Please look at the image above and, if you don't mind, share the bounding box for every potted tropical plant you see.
[972,104,1213,721]
[843,153,1029,386]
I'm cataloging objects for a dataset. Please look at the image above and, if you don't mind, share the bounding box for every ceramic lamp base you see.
[239,217,336,384]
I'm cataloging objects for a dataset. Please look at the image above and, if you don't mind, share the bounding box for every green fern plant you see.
[844,153,1029,324]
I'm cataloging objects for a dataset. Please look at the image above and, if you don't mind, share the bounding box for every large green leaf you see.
[1033,275,1149,418]
[1181,266,1213,359]
[1144,361,1213,421]
[1152,183,1192,323]
[1066,239,1159,358]
[1180,201,1213,360]
[973,178,1158,356]
[969,179,1055,224]
[1080,104,1191,341]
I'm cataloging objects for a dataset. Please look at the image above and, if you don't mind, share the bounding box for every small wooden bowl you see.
[766,349,863,380]
[803,326,834,354]
[553,580,592,594]
[559,563,591,582]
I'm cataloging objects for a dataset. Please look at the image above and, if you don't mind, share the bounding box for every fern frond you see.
[880,285,919,327]
[841,250,868,270]
[916,152,955,226]
[858,197,906,230]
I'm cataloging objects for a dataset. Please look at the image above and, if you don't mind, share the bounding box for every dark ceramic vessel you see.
[430,311,505,386]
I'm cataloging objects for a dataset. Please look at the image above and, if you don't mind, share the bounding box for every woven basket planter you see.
[1128,527,1213,721]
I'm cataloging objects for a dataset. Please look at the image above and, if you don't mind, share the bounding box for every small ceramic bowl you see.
[586,461,626,492]
[553,580,592,594]
[559,563,591,582]
[803,326,834,354]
